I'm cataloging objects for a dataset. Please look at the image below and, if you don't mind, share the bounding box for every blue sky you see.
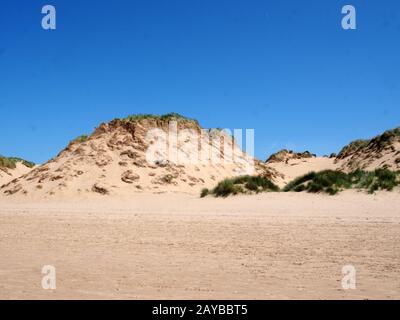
[0,0,399,163]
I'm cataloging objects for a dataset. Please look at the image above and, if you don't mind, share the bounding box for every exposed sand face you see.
[338,140,400,172]
[335,130,400,172]
[0,162,33,187]
[266,157,338,188]
[0,118,265,198]
[1,191,399,300]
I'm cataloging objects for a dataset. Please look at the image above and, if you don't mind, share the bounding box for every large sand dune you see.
[0,116,272,199]
[1,122,399,199]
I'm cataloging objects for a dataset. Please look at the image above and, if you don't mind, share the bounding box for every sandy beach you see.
[1,191,399,300]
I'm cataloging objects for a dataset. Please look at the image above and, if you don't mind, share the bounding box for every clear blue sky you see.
[1,0,399,163]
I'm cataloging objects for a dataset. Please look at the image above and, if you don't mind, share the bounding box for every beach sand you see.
[1,191,399,299]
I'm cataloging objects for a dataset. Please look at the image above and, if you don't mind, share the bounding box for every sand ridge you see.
[0,162,33,187]
[1,122,399,199]
[0,117,272,199]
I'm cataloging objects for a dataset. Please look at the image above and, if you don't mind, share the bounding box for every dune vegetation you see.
[71,135,89,143]
[337,127,400,159]
[201,175,279,198]
[283,169,400,195]
[0,155,35,169]
[123,112,199,124]
[203,169,400,197]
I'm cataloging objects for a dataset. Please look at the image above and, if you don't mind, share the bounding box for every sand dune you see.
[266,156,338,188]
[336,127,400,172]
[0,162,33,187]
[264,127,400,187]
[0,116,273,199]
[1,120,399,199]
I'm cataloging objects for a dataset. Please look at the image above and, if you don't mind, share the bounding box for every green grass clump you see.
[204,175,279,198]
[124,112,198,124]
[72,135,89,143]
[283,170,345,195]
[284,169,400,195]
[0,155,35,169]
[0,156,17,169]
[283,172,317,192]
[124,114,159,121]
[354,168,398,193]
[203,169,400,198]
[212,179,244,197]
[200,188,209,198]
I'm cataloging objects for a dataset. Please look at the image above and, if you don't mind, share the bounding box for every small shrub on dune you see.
[284,169,400,195]
[354,168,398,193]
[310,170,352,190]
[244,175,279,192]
[204,175,279,198]
[0,156,17,169]
[124,113,199,124]
[200,188,209,198]
[125,114,157,121]
[0,156,35,169]
[203,169,399,198]
[213,179,241,197]
[325,186,339,195]
[283,172,316,192]
[72,135,88,143]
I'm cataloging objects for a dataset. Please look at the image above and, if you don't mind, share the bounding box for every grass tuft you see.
[204,169,400,198]
[0,155,35,169]
[204,175,279,198]
[200,188,209,198]
[123,113,199,124]
[72,135,89,143]
[284,169,400,195]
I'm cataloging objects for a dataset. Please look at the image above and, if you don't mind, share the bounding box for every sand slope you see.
[336,127,400,172]
[2,123,399,199]
[266,156,338,188]
[265,127,400,186]
[0,117,269,199]
[0,162,33,187]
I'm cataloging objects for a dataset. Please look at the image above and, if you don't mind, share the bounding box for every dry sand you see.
[1,191,399,300]
[1,119,260,198]
[266,157,338,188]
[0,162,32,186]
